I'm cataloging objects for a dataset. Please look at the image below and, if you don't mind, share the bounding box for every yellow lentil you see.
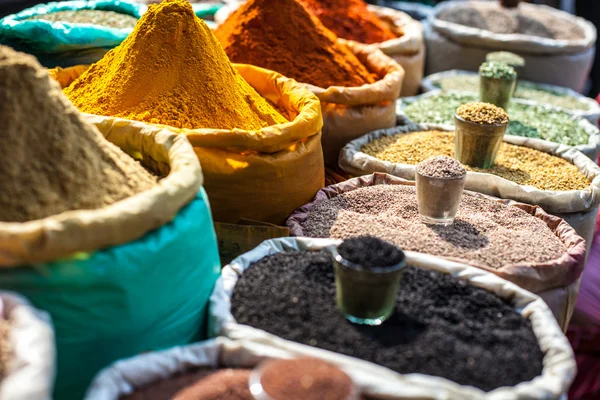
[361,130,590,191]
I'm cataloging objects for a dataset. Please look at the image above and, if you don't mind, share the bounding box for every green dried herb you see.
[479,62,517,81]
[403,92,591,146]
[434,75,592,111]
[486,52,525,67]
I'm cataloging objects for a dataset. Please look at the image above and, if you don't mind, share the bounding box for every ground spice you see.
[121,368,252,400]
[434,75,592,111]
[231,250,544,391]
[362,130,590,191]
[300,0,398,44]
[64,0,286,130]
[0,46,156,223]
[260,358,354,400]
[479,62,516,81]
[438,1,585,40]
[486,51,525,68]
[301,185,567,268]
[457,102,509,125]
[215,0,376,88]
[25,10,138,29]
[404,92,591,145]
[417,155,466,179]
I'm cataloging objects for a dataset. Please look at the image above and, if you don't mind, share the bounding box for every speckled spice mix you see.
[403,92,591,145]
[456,102,509,125]
[479,62,516,81]
[486,52,525,67]
[417,156,466,179]
[26,10,138,29]
[362,130,590,191]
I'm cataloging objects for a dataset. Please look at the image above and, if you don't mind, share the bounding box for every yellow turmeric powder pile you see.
[64,0,287,130]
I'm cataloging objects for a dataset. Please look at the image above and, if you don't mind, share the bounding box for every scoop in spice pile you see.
[479,62,517,81]
[231,249,544,391]
[456,102,509,125]
[215,0,377,88]
[64,0,287,130]
[362,130,590,191]
[416,156,466,179]
[0,45,156,223]
[299,0,399,44]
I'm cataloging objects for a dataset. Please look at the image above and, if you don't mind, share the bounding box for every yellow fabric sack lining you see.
[51,64,324,225]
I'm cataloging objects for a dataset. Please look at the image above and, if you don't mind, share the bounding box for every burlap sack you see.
[51,64,325,225]
[209,237,576,399]
[421,70,600,126]
[0,112,202,266]
[338,123,600,258]
[0,292,55,400]
[367,5,424,97]
[398,91,600,161]
[285,173,586,324]
[424,1,597,92]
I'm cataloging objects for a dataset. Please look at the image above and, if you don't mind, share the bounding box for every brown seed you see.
[361,130,590,191]
[417,155,466,179]
[456,102,509,125]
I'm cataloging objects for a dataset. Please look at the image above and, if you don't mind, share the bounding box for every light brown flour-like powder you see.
[0,46,157,223]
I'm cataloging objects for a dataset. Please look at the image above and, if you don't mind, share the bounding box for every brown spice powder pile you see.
[457,102,509,125]
[302,185,567,269]
[0,46,157,223]
[121,368,252,400]
[417,156,466,179]
[438,1,585,40]
[361,130,590,191]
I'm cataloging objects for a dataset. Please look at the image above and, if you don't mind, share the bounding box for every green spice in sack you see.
[25,10,138,29]
[403,92,591,146]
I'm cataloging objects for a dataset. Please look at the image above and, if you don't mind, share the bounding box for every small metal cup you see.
[454,114,507,169]
[332,246,406,326]
[480,74,517,111]
[416,170,466,226]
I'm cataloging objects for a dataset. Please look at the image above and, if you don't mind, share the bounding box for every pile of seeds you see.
[300,185,567,268]
[486,51,525,67]
[417,156,466,179]
[0,45,157,223]
[433,75,592,111]
[338,235,405,268]
[362,131,589,191]
[231,250,544,391]
[121,368,252,400]
[403,92,591,145]
[0,301,10,381]
[260,358,354,400]
[25,10,138,29]
[438,1,585,40]
[479,62,516,81]
[457,102,509,125]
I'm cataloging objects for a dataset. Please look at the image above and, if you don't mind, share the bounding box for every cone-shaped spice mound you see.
[0,46,157,223]
[300,0,398,44]
[216,0,376,88]
[64,0,287,130]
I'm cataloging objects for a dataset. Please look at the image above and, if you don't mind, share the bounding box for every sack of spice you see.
[0,0,145,67]
[424,0,597,93]
[421,70,600,126]
[52,0,324,226]
[215,0,404,166]
[398,91,600,161]
[0,292,54,400]
[285,173,588,328]
[209,236,576,399]
[0,46,220,400]
[338,124,600,261]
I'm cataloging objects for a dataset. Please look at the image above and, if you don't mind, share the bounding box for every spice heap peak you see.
[64,0,286,130]
[215,0,376,88]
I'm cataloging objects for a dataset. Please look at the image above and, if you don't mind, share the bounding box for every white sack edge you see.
[209,237,576,400]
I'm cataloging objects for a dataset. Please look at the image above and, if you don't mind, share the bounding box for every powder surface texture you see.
[0,46,156,223]
[215,0,376,88]
[64,0,287,130]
